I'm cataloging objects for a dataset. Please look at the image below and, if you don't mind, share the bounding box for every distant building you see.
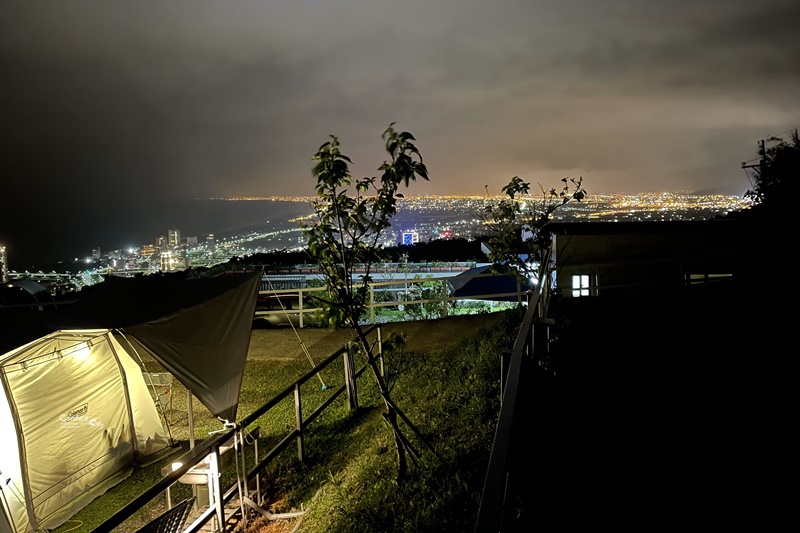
[401,231,419,246]
[177,244,189,270]
[160,251,173,271]
[549,220,751,299]
[168,229,181,247]
[1,245,7,283]
[186,236,198,245]
[92,247,102,259]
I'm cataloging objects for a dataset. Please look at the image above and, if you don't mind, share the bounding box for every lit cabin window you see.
[571,274,590,297]
[688,273,733,285]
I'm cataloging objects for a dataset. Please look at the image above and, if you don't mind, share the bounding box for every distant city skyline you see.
[1,192,751,274]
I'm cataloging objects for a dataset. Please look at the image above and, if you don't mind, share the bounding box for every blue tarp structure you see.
[0,280,54,308]
[448,265,531,301]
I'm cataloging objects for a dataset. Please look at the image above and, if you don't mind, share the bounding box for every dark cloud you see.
[1,0,798,266]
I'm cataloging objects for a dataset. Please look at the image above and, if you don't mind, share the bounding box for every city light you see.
[2,193,752,296]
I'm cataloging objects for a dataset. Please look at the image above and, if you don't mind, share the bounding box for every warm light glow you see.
[171,462,183,471]
[65,343,92,362]
[572,274,590,297]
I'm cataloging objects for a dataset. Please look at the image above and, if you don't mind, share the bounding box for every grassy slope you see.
[252,310,519,533]
[52,309,521,533]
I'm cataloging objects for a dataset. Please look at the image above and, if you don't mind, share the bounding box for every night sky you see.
[1,0,798,268]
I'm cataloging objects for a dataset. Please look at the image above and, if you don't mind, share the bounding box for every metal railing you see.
[255,269,528,327]
[92,265,543,532]
[92,325,385,533]
[474,248,554,532]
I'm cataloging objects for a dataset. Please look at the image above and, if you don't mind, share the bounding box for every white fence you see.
[255,269,530,327]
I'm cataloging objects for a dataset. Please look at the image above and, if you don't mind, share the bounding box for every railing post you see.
[254,432,261,505]
[370,284,375,324]
[377,327,384,377]
[500,348,512,399]
[294,384,304,462]
[441,279,448,317]
[233,429,248,530]
[537,289,544,317]
[299,288,304,328]
[534,318,555,363]
[343,342,359,410]
[528,317,535,359]
[209,446,225,532]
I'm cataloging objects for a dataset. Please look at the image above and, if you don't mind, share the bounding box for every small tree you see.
[482,176,586,284]
[303,123,438,480]
[743,129,799,210]
[404,274,448,321]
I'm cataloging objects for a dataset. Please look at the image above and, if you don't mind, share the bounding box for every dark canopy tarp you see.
[64,272,261,423]
[1,271,261,423]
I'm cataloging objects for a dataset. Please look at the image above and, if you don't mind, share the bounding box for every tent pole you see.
[234,429,248,529]
[188,390,199,508]
[187,389,195,449]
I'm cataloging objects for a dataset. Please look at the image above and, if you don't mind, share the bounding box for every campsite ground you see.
[250,313,496,361]
[55,312,508,533]
[158,313,501,442]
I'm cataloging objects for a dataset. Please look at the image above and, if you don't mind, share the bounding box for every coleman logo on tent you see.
[60,403,89,424]
[65,403,88,420]
[59,403,105,429]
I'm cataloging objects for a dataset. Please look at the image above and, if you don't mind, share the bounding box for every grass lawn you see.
[51,308,522,533]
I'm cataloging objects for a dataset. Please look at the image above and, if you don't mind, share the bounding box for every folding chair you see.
[136,497,195,533]
[144,372,174,420]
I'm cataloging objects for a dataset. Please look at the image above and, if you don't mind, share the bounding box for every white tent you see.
[0,271,261,532]
[0,329,171,533]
